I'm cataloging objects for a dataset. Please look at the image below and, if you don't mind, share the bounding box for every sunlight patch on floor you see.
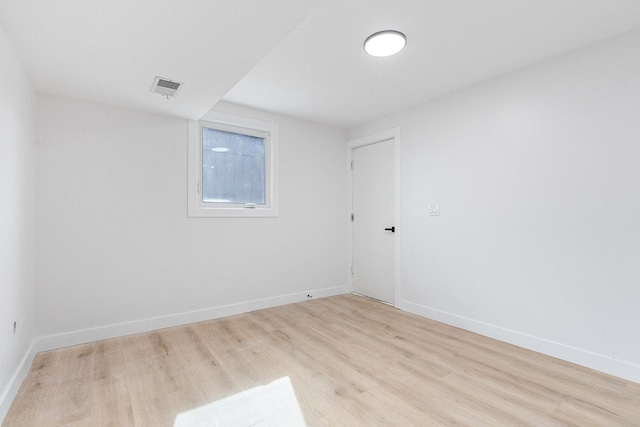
[174,377,307,427]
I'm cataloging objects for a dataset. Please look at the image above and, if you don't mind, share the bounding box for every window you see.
[201,126,266,205]
[188,112,279,217]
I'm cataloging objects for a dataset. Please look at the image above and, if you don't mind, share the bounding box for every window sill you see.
[187,205,279,218]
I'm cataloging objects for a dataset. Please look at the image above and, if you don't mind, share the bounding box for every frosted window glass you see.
[202,127,266,204]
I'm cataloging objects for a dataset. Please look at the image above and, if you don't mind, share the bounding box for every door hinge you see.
[350,160,354,170]
[351,213,354,222]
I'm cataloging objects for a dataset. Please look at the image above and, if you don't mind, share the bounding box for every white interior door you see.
[352,138,396,304]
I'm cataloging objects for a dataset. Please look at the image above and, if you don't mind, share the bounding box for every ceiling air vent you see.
[150,76,183,98]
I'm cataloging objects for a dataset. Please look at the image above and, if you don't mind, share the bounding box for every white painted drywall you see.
[35,97,348,343]
[348,30,640,381]
[0,24,36,419]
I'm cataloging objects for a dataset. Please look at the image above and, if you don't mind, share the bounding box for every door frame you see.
[347,127,402,306]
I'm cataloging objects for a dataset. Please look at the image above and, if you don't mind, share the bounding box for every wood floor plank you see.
[3,294,639,426]
[86,377,134,427]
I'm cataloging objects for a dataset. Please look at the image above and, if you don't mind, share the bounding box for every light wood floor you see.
[4,295,639,426]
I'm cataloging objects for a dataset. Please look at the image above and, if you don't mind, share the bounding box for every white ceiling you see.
[2,0,640,128]
[0,0,321,120]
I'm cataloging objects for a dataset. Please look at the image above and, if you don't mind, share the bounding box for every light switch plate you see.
[428,203,440,216]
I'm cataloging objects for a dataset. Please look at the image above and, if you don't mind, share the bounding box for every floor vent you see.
[150,76,183,98]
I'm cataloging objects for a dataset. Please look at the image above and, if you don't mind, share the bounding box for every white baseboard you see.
[36,285,348,353]
[398,300,640,384]
[0,340,36,423]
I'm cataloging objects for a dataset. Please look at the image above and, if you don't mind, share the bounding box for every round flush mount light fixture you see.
[364,30,406,57]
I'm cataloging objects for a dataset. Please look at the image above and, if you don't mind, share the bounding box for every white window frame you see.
[188,111,279,217]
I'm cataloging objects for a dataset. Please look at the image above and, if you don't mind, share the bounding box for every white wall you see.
[348,30,640,382]
[0,24,36,419]
[35,97,348,347]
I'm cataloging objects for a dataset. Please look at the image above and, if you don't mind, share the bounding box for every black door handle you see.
[385,227,395,233]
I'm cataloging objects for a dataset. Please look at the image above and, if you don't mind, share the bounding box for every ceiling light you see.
[364,30,406,57]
